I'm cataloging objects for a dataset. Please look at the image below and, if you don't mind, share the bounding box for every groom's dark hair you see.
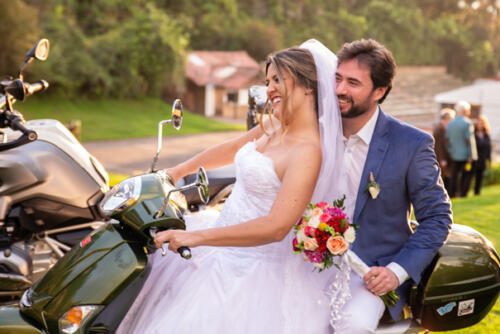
[337,39,396,103]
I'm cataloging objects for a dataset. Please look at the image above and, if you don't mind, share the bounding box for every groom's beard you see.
[338,94,372,119]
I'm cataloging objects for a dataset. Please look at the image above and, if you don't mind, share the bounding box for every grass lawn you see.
[20,97,245,142]
[109,172,130,186]
[444,184,500,334]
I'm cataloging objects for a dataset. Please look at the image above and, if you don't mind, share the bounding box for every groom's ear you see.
[373,86,387,102]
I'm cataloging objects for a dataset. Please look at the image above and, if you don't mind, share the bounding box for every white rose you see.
[312,208,323,217]
[313,262,325,269]
[344,226,356,243]
[303,237,319,251]
[296,228,307,243]
[308,215,320,228]
[303,208,314,219]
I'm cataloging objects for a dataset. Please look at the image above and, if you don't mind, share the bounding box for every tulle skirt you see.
[117,209,333,334]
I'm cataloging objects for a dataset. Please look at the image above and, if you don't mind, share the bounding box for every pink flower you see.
[304,226,317,237]
[304,250,324,263]
[325,207,346,220]
[320,213,332,223]
[316,202,328,209]
[292,237,299,251]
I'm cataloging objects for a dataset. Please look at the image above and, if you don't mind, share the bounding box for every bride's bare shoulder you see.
[289,140,321,164]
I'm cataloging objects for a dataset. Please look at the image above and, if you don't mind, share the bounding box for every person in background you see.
[446,101,477,197]
[472,115,492,195]
[433,108,455,194]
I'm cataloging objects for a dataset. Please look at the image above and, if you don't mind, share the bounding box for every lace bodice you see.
[216,141,281,228]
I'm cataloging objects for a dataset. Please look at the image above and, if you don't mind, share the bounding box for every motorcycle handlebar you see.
[178,246,192,259]
[0,113,38,152]
[149,228,192,260]
[10,116,33,136]
[24,80,49,97]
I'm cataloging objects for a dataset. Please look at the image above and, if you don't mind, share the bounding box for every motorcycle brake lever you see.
[149,228,191,259]
[149,228,167,256]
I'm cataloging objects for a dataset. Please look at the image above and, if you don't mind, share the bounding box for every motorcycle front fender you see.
[0,306,43,333]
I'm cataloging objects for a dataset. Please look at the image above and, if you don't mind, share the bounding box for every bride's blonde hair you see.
[262,47,318,136]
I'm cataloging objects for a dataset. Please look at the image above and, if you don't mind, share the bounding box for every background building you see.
[182,50,262,118]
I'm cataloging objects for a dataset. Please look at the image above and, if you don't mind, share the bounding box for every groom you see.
[335,39,452,332]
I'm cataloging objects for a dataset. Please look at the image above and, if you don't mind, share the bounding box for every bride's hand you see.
[164,166,182,184]
[154,230,201,253]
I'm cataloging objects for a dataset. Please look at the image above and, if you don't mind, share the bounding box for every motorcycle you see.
[0,100,210,333]
[0,39,109,301]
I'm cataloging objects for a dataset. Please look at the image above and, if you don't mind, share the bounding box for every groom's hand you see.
[363,267,399,296]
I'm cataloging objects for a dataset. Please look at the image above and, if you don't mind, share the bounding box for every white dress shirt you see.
[340,107,409,286]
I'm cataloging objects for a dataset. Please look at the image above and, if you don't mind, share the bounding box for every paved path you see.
[84,129,500,175]
[83,131,244,175]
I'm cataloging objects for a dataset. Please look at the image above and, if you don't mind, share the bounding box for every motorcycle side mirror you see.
[18,39,50,76]
[150,99,184,172]
[154,166,210,218]
[31,39,50,61]
[195,167,209,204]
[171,99,183,130]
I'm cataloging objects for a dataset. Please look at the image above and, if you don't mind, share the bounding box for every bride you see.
[116,39,344,334]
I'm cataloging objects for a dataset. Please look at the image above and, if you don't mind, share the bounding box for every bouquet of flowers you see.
[292,196,355,271]
[293,197,399,308]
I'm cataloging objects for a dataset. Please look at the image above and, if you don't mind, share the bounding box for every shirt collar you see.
[353,106,379,146]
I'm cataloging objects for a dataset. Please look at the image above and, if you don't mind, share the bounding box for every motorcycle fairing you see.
[0,305,44,333]
[2,119,108,189]
[21,222,148,332]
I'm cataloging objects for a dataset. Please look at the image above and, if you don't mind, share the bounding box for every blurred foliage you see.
[0,0,40,78]
[1,0,499,98]
[483,164,500,186]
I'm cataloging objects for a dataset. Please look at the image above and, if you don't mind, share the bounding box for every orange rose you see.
[326,236,348,255]
[303,237,319,251]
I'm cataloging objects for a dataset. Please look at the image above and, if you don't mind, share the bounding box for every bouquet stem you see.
[344,250,399,307]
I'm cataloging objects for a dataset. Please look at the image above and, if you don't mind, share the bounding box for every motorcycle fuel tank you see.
[0,119,108,228]
[412,224,500,331]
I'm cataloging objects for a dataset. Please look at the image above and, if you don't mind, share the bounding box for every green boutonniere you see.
[366,172,380,199]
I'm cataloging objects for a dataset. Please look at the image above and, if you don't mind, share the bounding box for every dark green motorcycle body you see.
[21,223,148,333]
[411,224,500,331]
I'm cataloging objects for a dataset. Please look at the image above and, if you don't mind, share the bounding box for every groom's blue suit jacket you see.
[351,109,452,320]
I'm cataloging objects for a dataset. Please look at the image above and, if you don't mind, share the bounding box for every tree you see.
[237,20,282,61]
[0,0,40,77]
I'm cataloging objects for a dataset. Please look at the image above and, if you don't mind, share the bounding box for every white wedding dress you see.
[117,141,333,334]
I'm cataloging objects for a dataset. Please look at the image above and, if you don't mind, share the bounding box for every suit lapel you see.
[353,110,390,224]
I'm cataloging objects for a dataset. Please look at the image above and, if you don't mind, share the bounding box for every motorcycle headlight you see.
[58,305,103,334]
[100,176,142,216]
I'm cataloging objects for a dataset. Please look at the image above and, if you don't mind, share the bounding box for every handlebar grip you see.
[178,246,192,259]
[24,80,49,97]
[149,228,191,259]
